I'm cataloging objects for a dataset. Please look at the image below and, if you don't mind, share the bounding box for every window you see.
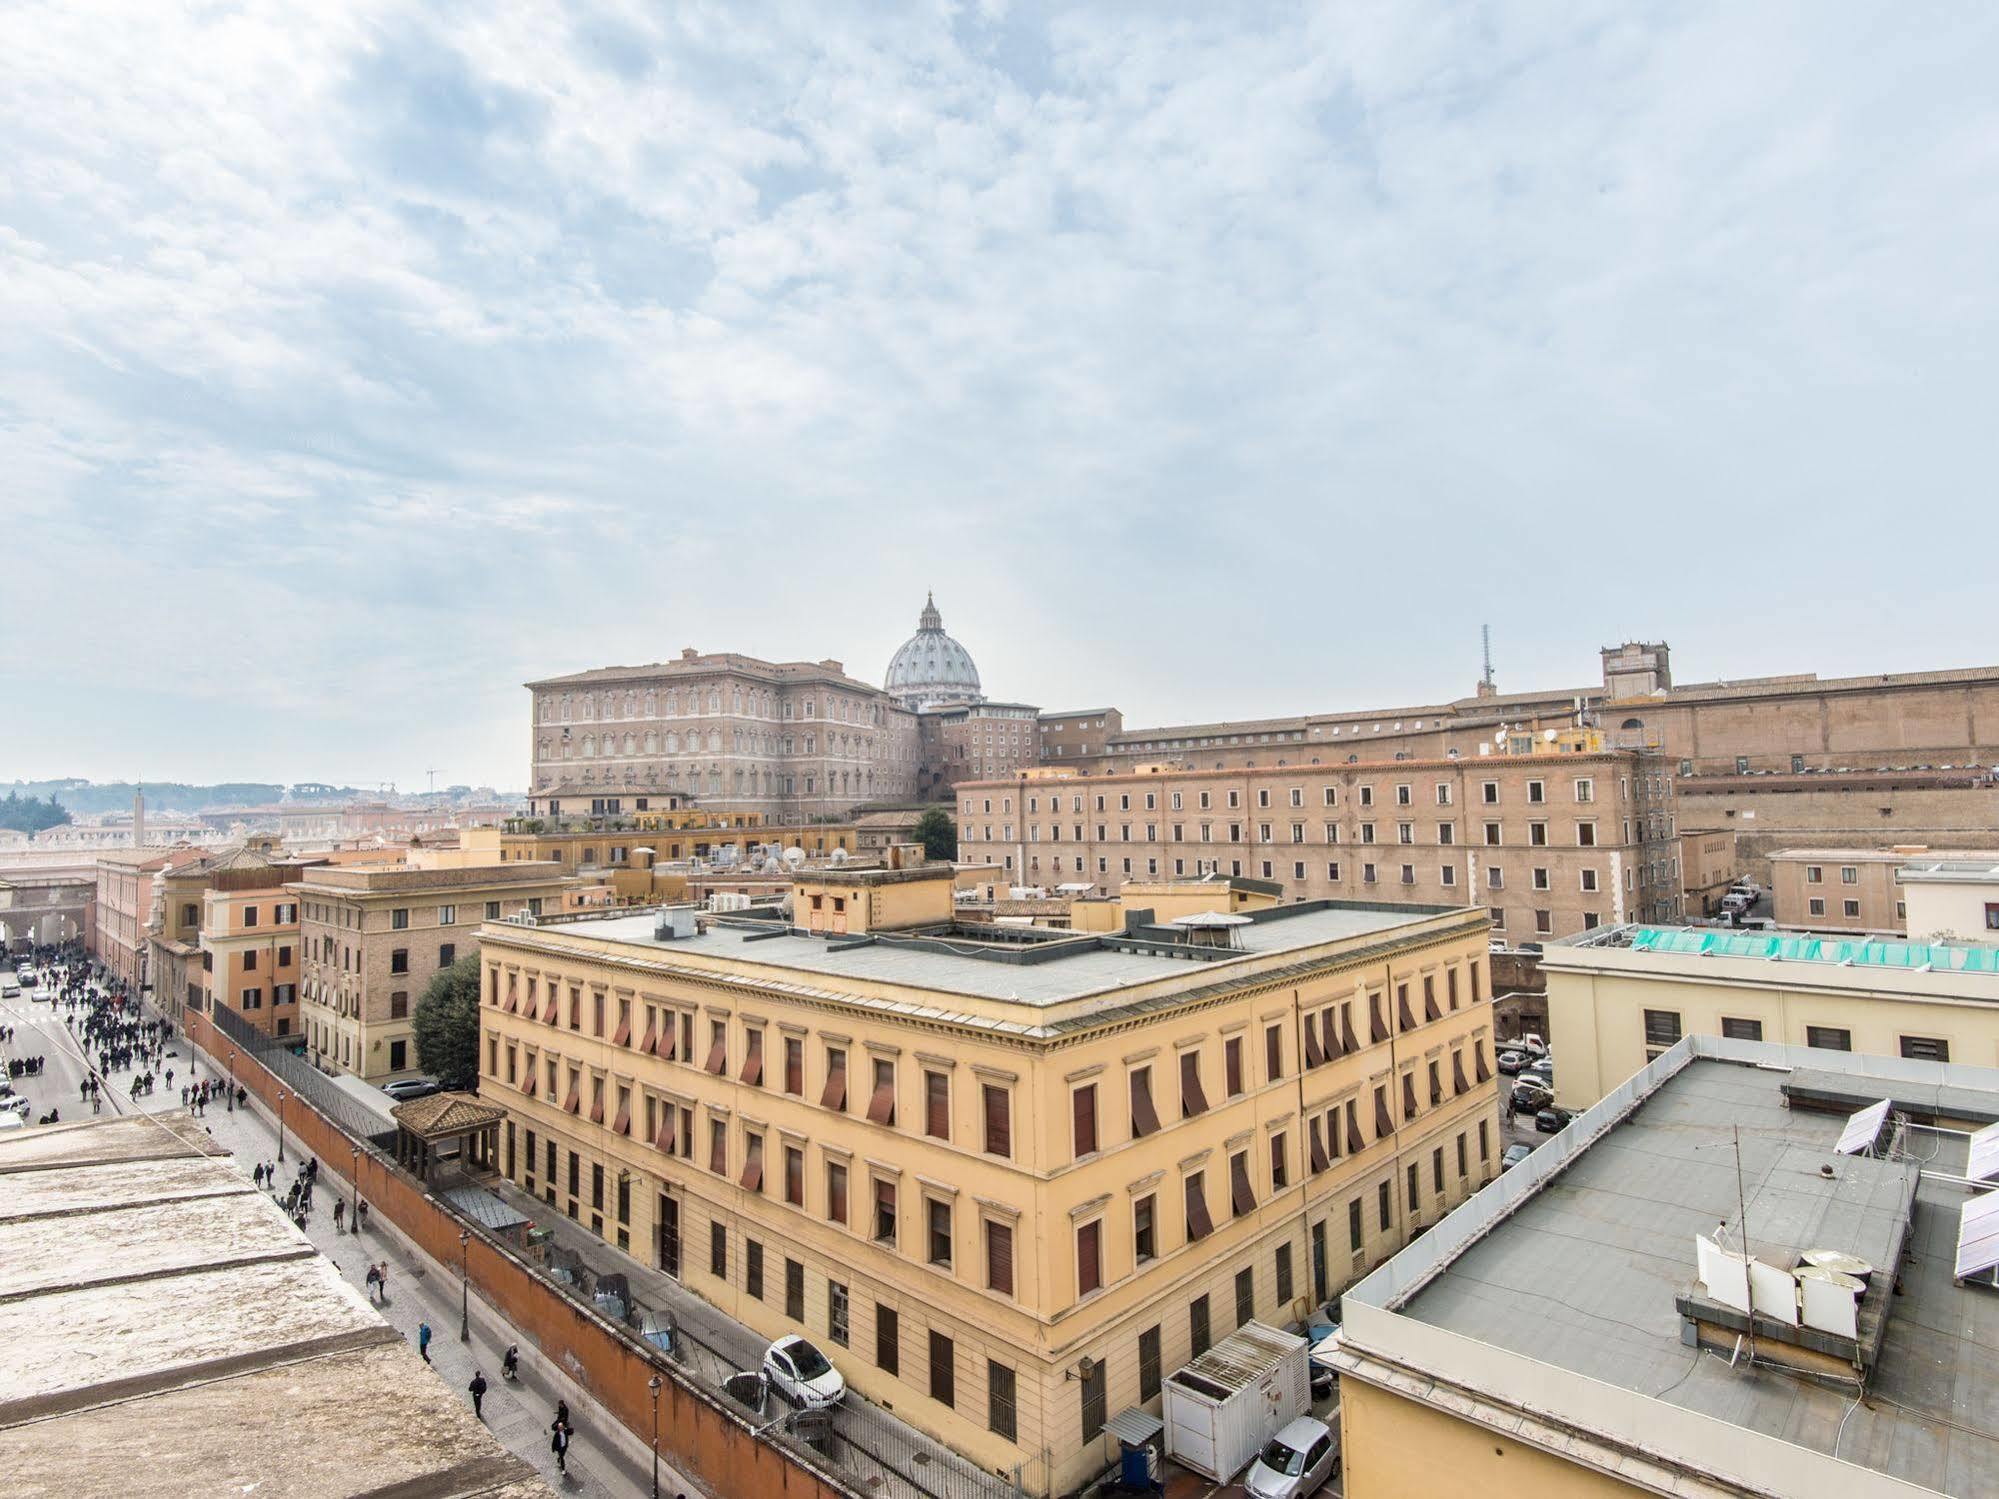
[1189,1295,1212,1358]
[1080,1356,1107,1441]
[786,1259,804,1320]
[1808,1026,1852,1051]
[438,904,456,925]
[438,943,455,968]
[389,991,409,1021]
[1901,1035,1950,1063]
[785,1146,804,1206]
[1721,1017,1764,1041]
[983,1084,1011,1157]
[1179,1049,1208,1117]
[1270,1132,1288,1190]
[1130,1067,1160,1137]
[1841,865,1859,885]
[929,1331,954,1407]
[1133,1194,1157,1264]
[927,1199,953,1268]
[826,1161,848,1226]
[987,1219,1015,1295]
[1224,1035,1244,1097]
[1229,1150,1255,1218]
[828,1281,849,1347]
[709,1221,727,1279]
[1276,1242,1294,1304]
[1234,1266,1255,1326]
[1806,865,1824,884]
[873,1179,897,1245]
[391,908,409,931]
[1843,899,1861,918]
[1265,1024,1283,1082]
[1527,780,1545,803]
[784,1037,804,1095]
[1073,1083,1099,1158]
[1139,1325,1162,1401]
[1184,1170,1214,1241]
[485,901,501,920]
[876,1303,898,1372]
[1808,898,1826,917]
[1643,1009,1682,1047]
[924,1070,950,1140]
[868,1058,896,1126]
[745,1240,764,1301]
[1076,1220,1103,1297]
[1349,1198,1363,1251]
[989,1360,1018,1442]
[389,949,409,975]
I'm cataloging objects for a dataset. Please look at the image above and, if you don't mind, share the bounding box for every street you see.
[0,965,692,1499]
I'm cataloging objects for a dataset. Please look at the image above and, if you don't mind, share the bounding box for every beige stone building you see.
[1896,853,1999,943]
[960,732,1680,942]
[293,860,569,1082]
[1541,921,1999,1109]
[526,649,920,822]
[1767,847,1919,932]
[93,844,205,992]
[478,868,1501,1494]
[1676,827,1738,916]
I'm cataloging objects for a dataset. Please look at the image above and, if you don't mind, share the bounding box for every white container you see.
[1162,1321,1309,1482]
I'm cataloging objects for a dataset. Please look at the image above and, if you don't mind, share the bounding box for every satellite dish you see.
[782,846,806,867]
[830,848,848,864]
[1544,728,1558,741]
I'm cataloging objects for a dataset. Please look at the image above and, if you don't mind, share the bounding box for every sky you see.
[5,1,1998,791]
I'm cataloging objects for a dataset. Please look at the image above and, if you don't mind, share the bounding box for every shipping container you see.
[1162,1321,1309,1482]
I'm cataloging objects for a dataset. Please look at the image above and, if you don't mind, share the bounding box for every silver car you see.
[1244,1415,1338,1497]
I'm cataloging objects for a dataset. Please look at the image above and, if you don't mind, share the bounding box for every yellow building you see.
[478,868,1500,1493]
[1541,922,1999,1110]
[1330,1034,1999,1498]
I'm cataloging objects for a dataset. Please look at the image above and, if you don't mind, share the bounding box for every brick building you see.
[961,730,1680,941]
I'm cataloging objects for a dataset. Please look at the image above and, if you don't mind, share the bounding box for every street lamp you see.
[648,1373,663,1498]
[350,1144,361,1233]
[276,1088,288,1162]
[458,1228,471,1341]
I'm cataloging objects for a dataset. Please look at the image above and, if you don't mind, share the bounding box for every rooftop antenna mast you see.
[427,768,440,796]
[1481,624,1496,691]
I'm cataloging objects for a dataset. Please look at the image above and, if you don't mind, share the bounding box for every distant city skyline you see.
[8,4,1999,787]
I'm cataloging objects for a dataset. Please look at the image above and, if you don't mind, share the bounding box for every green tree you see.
[912,808,957,862]
[411,955,482,1090]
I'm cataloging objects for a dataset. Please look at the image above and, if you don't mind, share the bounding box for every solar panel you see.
[1955,1192,1999,1281]
[1834,1099,1891,1156]
[1969,1122,1999,1183]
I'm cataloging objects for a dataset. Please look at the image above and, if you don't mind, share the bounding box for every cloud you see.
[3,0,1997,786]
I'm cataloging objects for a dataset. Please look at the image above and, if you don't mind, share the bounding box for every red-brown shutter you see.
[1453,1051,1470,1095]
[983,1085,1010,1158]
[523,1069,537,1098]
[1304,1017,1326,1069]
[1073,1084,1098,1158]
[1374,1087,1393,1139]
[654,1106,675,1155]
[1225,1037,1244,1097]
[1475,1042,1492,1083]
[821,1053,848,1111]
[1346,1097,1362,1151]
[785,1039,803,1096]
[1077,1221,1102,1297]
[1185,1173,1214,1241]
[785,1146,803,1205]
[612,1095,631,1135]
[658,1014,678,1061]
[867,1066,897,1126]
[1130,1070,1161,1137]
[612,1007,631,1048]
[543,987,561,1025]
[739,1139,763,1193]
[1402,1072,1419,1121]
[590,1084,605,1125]
[1265,1026,1283,1082]
[1341,1005,1360,1054]
[1429,1063,1443,1107]
[1326,1106,1342,1159]
[1309,1117,1330,1174]
[987,1220,1014,1296]
[925,1072,950,1139]
[709,1124,727,1176]
[1179,1051,1208,1118]
[1397,985,1416,1032]
[638,1014,658,1055]
[704,1027,728,1075]
[1229,1153,1255,1217]
[741,1031,763,1086]
[1424,977,1441,1023]
[1370,992,1388,1044]
[564,1077,582,1115]
[828,1165,848,1225]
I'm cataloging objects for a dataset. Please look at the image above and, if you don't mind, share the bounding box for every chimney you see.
[133,787,147,849]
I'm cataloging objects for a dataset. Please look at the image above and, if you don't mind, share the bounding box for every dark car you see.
[1535,1106,1573,1134]
[1501,1142,1534,1170]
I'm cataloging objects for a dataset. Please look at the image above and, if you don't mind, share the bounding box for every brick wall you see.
[182,1005,857,1499]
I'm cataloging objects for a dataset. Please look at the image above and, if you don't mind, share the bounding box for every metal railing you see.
[204,1002,397,1147]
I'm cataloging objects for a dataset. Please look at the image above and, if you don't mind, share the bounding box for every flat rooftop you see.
[0,1113,546,1497]
[505,900,1466,1010]
[1337,1041,1999,1497]
[1561,922,1999,976]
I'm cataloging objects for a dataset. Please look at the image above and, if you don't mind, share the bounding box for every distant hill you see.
[1,780,372,817]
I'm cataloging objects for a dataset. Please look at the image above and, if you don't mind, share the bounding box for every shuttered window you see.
[1346,1097,1361,1151]
[867,1060,897,1126]
[1072,1084,1098,1158]
[1224,1036,1244,1097]
[1179,1050,1209,1118]
[986,1220,1014,1296]
[876,1304,899,1373]
[873,1179,896,1244]
[822,1048,848,1111]
[653,1104,675,1154]
[1428,1061,1443,1106]
[929,1331,955,1408]
[1076,1220,1102,1297]
[1341,1004,1360,1054]
[1309,1117,1330,1174]
[709,1119,727,1176]
[1130,1069,1161,1137]
[924,1071,950,1140]
[785,1146,803,1206]
[1185,1171,1214,1241]
[704,1022,728,1075]
[1304,1016,1326,1068]
[1423,976,1440,1022]
[784,1037,804,1095]
[827,1162,847,1225]
[1452,1050,1470,1094]
[1269,1133,1288,1190]
[1265,1024,1283,1082]
[1370,992,1388,1044]
[1397,984,1416,1032]
[739,1134,764,1193]
[1402,1071,1420,1121]
[1474,1042,1492,1083]
[740,1030,763,1087]
[983,1085,1011,1158]
[639,1012,658,1056]
[1374,1087,1393,1140]
[612,1003,631,1048]
[1230,1151,1255,1217]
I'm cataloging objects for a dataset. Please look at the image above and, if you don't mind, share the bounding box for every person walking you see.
[333,1200,345,1231]
[376,1261,389,1303]
[365,1263,381,1302]
[468,1370,487,1420]
[549,1417,571,1473]
[418,1321,432,1363]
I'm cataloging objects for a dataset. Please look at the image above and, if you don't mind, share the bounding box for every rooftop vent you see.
[654,906,699,942]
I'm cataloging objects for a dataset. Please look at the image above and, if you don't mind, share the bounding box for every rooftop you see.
[1333,1037,1999,1498]
[288,859,567,893]
[1900,857,1999,885]
[0,1113,545,1496]
[485,899,1473,1016]
[1561,923,1999,976]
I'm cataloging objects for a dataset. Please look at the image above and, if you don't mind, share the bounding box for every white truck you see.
[1163,1321,1310,1483]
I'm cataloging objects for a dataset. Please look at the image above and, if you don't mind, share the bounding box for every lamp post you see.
[458,1229,471,1341]
[648,1373,663,1498]
[227,1048,237,1107]
[276,1088,288,1162]
[350,1144,361,1233]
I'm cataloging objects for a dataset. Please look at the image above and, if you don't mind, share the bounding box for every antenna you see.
[427,768,440,796]
[1481,624,1495,691]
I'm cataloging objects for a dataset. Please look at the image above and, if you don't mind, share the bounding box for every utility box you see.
[1162,1321,1309,1482]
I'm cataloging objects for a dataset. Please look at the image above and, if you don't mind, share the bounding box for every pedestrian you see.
[550,1418,570,1473]
[468,1370,487,1419]
[418,1320,432,1363]
[335,1199,346,1230]
[357,1200,370,1230]
[377,1262,389,1303]
[252,1162,263,1188]
[365,1263,381,1302]
[555,1400,569,1431]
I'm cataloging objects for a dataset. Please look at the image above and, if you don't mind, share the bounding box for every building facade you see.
[200,877,303,1039]
[1541,922,1999,1109]
[477,873,1501,1494]
[292,861,570,1082]
[526,650,920,822]
[918,701,1040,800]
[1676,828,1738,916]
[960,736,1680,942]
[93,845,204,991]
[1897,855,1999,942]
[1767,847,1917,932]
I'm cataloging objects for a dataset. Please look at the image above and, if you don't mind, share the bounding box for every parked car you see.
[1496,1050,1528,1075]
[1535,1106,1574,1133]
[1501,1141,1535,1170]
[1521,1061,1554,1088]
[15,968,35,987]
[0,979,18,998]
[1244,1416,1339,1499]
[1511,1081,1553,1111]
[382,1077,444,1102]
[1488,939,1509,955]
[0,1095,29,1118]
[763,1335,846,1410]
[1515,942,1544,956]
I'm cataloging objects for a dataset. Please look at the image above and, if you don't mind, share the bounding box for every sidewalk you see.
[114,1036,698,1499]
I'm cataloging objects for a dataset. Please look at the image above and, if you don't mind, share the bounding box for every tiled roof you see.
[389,1092,507,1137]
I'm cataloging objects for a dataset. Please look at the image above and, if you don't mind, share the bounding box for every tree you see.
[912,808,957,862]
[411,955,482,1090]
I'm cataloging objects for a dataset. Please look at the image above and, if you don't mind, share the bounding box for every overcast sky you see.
[6,2,1998,791]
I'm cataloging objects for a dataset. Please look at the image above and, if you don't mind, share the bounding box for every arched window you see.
[623,733,637,755]
[644,731,657,753]
[708,730,721,752]
[733,688,743,714]
[644,690,656,717]
[666,689,678,716]
[708,688,721,714]
[561,695,572,722]
[1621,717,1645,730]
[581,735,596,758]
